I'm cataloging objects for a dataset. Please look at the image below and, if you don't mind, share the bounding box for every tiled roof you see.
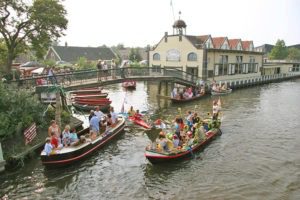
[212,37,226,49]
[228,39,241,49]
[241,41,252,50]
[185,35,210,48]
[52,46,116,62]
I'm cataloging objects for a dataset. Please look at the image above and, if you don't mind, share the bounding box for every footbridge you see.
[17,67,201,93]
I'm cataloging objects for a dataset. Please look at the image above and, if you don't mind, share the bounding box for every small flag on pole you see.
[24,123,37,145]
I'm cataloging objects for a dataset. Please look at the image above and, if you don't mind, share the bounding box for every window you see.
[187,52,197,61]
[153,53,160,61]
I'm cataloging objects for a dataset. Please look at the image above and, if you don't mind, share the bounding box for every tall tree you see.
[287,48,300,61]
[0,0,68,74]
[269,39,288,60]
[129,48,142,62]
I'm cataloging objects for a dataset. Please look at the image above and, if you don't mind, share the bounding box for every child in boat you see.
[43,137,53,156]
[106,113,113,126]
[70,128,79,146]
[50,131,63,150]
[110,106,118,124]
[173,134,180,148]
[62,125,71,146]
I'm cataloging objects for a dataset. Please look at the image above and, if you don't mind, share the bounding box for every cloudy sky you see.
[61,0,300,47]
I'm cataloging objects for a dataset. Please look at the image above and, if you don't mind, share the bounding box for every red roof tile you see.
[242,41,252,50]
[228,39,241,50]
[212,37,226,49]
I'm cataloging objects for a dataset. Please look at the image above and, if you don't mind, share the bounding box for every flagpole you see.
[170,0,175,22]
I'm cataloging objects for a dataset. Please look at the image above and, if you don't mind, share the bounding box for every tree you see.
[0,0,68,74]
[129,48,142,62]
[269,39,288,60]
[287,48,300,61]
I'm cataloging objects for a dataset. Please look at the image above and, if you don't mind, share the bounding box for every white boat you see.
[211,88,232,95]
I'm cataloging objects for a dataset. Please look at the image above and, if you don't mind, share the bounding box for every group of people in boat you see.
[127,106,143,120]
[151,100,221,153]
[44,120,80,156]
[211,80,230,92]
[43,106,119,156]
[171,85,205,100]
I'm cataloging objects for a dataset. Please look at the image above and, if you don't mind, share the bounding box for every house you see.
[45,45,117,64]
[149,18,263,81]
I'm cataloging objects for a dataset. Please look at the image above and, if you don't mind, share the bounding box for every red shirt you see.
[51,137,59,148]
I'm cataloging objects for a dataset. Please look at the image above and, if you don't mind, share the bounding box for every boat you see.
[145,127,222,164]
[72,93,108,99]
[74,99,112,105]
[72,103,110,112]
[40,116,126,167]
[211,88,232,96]
[70,88,102,94]
[128,116,152,129]
[170,93,205,103]
[122,80,136,89]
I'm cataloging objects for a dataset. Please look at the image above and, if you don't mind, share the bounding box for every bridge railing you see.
[12,67,200,88]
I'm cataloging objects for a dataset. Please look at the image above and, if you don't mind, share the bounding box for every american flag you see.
[24,123,37,145]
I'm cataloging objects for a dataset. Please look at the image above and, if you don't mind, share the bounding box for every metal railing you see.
[13,67,200,89]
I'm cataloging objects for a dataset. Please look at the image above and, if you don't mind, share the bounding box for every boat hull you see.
[128,116,151,129]
[72,103,110,112]
[41,117,125,167]
[211,89,232,96]
[145,128,221,164]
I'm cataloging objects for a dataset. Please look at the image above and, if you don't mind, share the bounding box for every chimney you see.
[164,32,168,43]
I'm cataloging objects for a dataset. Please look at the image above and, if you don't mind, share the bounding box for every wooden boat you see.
[40,116,126,167]
[74,99,111,104]
[128,116,151,129]
[122,80,136,89]
[73,100,112,106]
[211,88,232,96]
[72,93,108,99]
[145,127,222,164]
[170,93,205,103]
[72,103,110,112]
[70,88,102,94]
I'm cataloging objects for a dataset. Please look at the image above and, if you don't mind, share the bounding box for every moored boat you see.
[211,88,232,96]
[41,116,126,167]
[72,93,108,99]
[74,99,112,105]
[72,103,110,112]
[70,88,102,95]
[145,127,222,164]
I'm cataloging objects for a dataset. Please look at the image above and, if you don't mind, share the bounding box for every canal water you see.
[1,79,300,199]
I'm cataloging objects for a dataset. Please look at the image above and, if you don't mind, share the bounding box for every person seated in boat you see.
[154,119,167,129]
[62,125,72,147]
[133,110,143,120]
[89,130,97,141]
[128,106,136,117]
[221,83,227,91]
[173,134,180,148]
[192,113,201,125]
[186,131,194,147]
[106,113,113,127]
[80,135,86,143]
[43,137,53,156]
[90,114,100,135]
[50,131,63,150]
[157,132,169,152]
[110,106,118,124]
[212,83,217,92]
[200,85,205,95]
[70,128,79,146]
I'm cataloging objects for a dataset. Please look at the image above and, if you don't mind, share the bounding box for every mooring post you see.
[0,143,6,172]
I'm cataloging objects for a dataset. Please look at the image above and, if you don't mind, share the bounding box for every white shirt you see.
[94,110,105,119]
[110,111,118,124]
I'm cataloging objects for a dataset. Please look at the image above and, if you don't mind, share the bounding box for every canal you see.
[0,79,300,199]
